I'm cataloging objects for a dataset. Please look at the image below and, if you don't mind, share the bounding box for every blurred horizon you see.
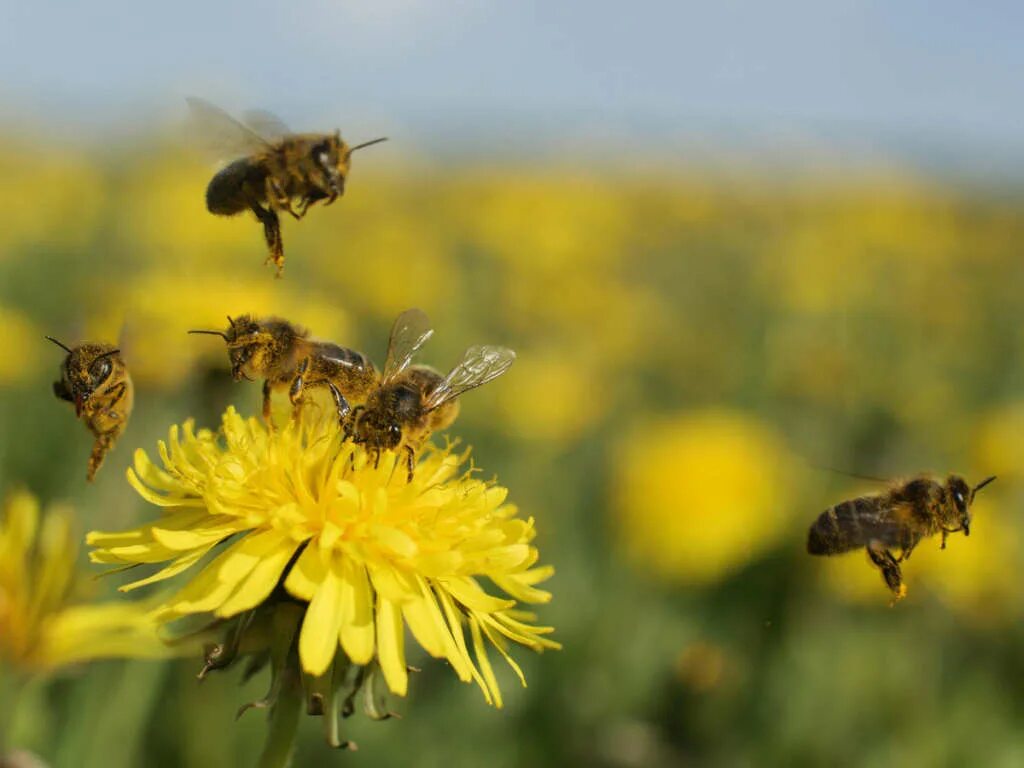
[2,1,1024,178]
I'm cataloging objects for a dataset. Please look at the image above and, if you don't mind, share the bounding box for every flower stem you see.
[0,673,29,754]
[257,667,303,768]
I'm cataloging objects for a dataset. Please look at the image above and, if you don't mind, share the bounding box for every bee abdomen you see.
[206,159,266,215]
[807,498,874,555]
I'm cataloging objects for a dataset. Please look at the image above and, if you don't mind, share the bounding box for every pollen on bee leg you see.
[889,583,909,607]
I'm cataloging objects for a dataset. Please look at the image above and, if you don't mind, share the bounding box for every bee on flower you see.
[88,406,559,752]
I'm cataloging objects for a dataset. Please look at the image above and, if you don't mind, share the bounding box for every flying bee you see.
[807,474,997,601]
[189,315,377,426]
[46,337,134,482]
[187,97,387,275]
[348,308,516,481]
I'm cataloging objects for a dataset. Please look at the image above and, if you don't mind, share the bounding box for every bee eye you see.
[91,358,112,382]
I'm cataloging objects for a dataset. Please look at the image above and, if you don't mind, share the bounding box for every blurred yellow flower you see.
[88,407,559,707]
[0,490,169,674]
[0,306,42,385]
[613,410,796,584]
[973,401,1024,481]
[0,145,105,257]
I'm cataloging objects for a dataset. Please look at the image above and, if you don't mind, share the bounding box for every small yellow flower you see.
[0,490,169,674]
[88,407,558,707]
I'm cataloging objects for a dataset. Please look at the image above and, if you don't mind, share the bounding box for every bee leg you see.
[867,543,906,602]
[404,445,416,483]
[295,195,317,219]
[262,380,275,428]
[940,530,949,550]
[251,203,284,275]
[326,382,351,425]
[342,406,364,441]
[289,360,309,423]
[266,178,299,220]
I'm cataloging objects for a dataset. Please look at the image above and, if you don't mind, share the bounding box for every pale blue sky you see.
[1,1,1021,164]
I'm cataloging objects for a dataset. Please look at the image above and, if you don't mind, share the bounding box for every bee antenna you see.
[188,329,228,340]
[346,137,388,158]
[227,315,234,326]
[96,349,121,360]
[974,475,997,493]
[44,336,73,354]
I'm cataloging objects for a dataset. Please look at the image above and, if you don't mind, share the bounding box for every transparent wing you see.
[382,308,434,383]
[186,97,273,159]
[424,345,516,411]
[243,109,292,142]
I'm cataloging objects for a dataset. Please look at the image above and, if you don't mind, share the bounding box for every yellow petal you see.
[283,543,326,601]
[470,616,502,708]
[402,593,445,658]
[299,554,343,676]
[119,545,214,592]
[216,536,297,616]
[440,576,515,614]
[339,557,375,664]
[376,597,408,696]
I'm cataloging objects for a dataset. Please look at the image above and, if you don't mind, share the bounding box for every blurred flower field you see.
[2,137,1024,766]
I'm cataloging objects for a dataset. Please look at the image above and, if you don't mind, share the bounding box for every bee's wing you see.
[423,346,516,411]
[186,97,274,159]
[242,109,292,143]
[382,308,434,384]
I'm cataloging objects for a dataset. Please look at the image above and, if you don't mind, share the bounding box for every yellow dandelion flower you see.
[87,407,559,708]
[613,410,798,585]
[0,489,170,674]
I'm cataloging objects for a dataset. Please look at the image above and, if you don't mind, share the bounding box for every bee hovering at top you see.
[187,97,387,276]
[807,473,996,602]
[348,308,516,481]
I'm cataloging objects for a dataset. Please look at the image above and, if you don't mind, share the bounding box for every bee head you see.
[353,389,413,452]
[47,337,120,416]
[945,474,996,537]
[190,315,273,381]
[312,135,347,196]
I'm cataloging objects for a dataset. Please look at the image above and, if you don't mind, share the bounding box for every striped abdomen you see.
[205,158,269,215]
[807,497,885,555]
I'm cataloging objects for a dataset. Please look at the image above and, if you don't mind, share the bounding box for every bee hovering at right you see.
[187,97,387,276]
[348,308,516,481]
[807,474,997,602]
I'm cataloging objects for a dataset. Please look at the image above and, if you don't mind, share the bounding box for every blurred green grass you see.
[2,139,1024,766]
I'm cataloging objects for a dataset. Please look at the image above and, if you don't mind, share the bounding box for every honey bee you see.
[348,308,516,480]
[807,474,997,601]
[188,315,377,426]
[46,337,134,482]
[187,97,387,275]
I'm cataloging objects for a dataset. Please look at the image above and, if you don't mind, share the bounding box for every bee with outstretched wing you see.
[349,309,515,480]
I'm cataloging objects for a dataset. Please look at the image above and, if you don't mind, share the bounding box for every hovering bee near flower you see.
[46,336,133,482]
[189,315,377,426]
[187,97,387,275]
[349,308,516,481]
[807,474,997,601]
